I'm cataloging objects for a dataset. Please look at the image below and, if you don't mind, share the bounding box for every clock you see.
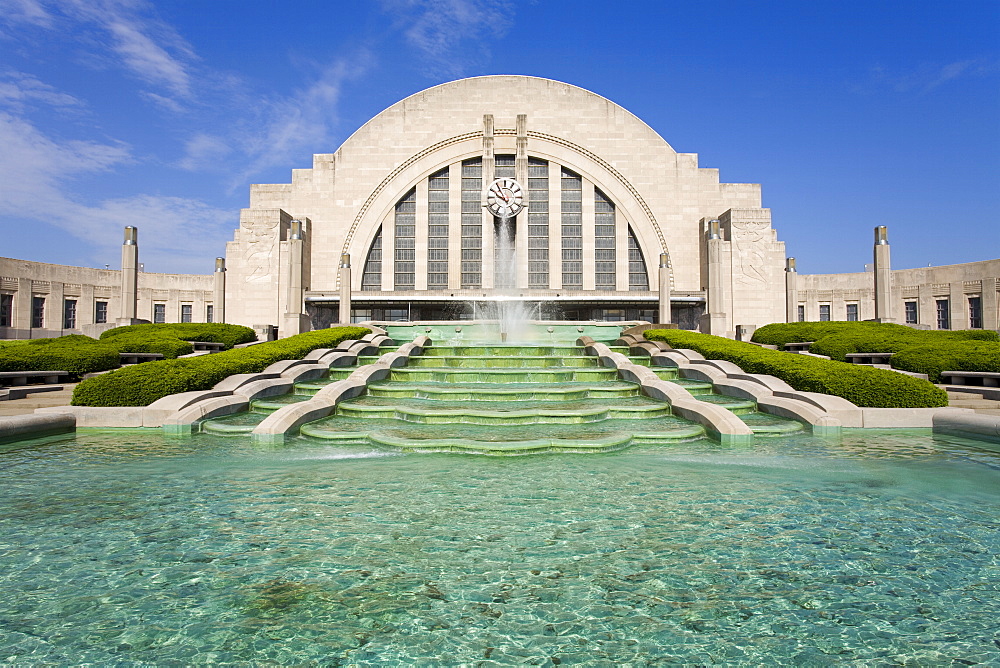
[485,178,524,218]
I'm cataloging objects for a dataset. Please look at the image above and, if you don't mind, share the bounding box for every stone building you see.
[223,76,788,336]
[1,76,997,339]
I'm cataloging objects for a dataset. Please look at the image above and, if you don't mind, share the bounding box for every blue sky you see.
[0,0,997,275]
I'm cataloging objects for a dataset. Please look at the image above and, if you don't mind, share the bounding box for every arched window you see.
[393,188,416,289]
[594,188,615,290]
[361,228,382,291]
[627,227,649,290]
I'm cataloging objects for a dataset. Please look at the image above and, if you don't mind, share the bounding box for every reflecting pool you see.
[1,429,999,664]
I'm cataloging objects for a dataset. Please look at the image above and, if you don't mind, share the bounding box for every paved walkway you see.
[0,385,78,417]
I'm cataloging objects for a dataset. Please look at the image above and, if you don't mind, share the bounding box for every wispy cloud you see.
[0,70,84,110]
[380,0,514,76]
[230,55,371,186]
[1,0,196,102]
[864,58,1000,95]
[0,111,230,273]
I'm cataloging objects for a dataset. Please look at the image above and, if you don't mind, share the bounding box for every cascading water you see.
[483,214,536,343]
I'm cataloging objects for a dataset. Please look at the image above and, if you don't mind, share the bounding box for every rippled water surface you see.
[1,429,999,664]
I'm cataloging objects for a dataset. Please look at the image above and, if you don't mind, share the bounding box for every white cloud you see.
[1,0,196,102]
[0,71,84,110]
[865,58,1000,95]
[0,0,52,28]
[177,133,232,172]
[233,55,370,186]
[0,111,231,273]
[381,0,514,76]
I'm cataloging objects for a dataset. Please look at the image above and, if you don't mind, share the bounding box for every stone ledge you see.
[0,412,75,443]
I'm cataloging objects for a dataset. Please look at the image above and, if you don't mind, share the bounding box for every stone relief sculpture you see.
[731,219,770,285]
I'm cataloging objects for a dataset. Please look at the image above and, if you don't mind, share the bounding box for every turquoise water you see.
[1,429,999,664]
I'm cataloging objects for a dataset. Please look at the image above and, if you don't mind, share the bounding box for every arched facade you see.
[223,76,788,335]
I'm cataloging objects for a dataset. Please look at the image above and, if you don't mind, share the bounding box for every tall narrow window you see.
[797,304,805,322]
[494,154,515,178]
[904,301,918,324]
[361,229,383,291]
[819,304,831,321]
[31,296,44,328]
[846,303,859,321]
[153,303,166,324]
[394,188,416,289]
[594,188,616,290]
[180,304,192,323]
[627,228,649,291]
[206,304,214,323]
[936,299,950,330]
[0,294,12,327]
[561,168,583,289]
[461,158,482,288]
[95,300,108,324]
[63,299,77,329]
[969,296,983,329]
[527,158,549,288]
[427,167,449,290]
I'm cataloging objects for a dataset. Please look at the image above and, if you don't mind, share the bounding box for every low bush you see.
[646,329,948,408]
[100,323,257,358]
[751,321,1000,382]
[72,326,370,407]
[891,341,1000,383]
[0,335,121,375]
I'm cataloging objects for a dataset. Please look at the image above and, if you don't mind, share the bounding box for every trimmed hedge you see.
[72,326,371,407]
[0,335,121,375]
[646,329,948,408]
[101,323,258,359]
[751,321,1000,382]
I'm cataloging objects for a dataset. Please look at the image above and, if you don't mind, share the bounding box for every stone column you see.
[339,253,352,324]
[785,257,798,323]
[700,220,728,335]
[282,220,307,336]
[873,226,894,321]
[658,252,672,324]
[119,226,138,322]
[213,257,226,323]
[515,114,529,289]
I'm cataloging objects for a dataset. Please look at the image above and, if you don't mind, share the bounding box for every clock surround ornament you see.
[485,178,524,218]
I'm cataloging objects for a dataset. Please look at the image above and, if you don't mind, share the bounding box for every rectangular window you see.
[63,299,77,329]
[427,167,449,289]
[95,301,108,324]
[527,158,549,288]
[904,301,918,325]
[969,296,982,329]
[594,188,615,290]
[180,304,192,323]
[797,304,805,322]
[153,303,166,324]
[936,299,950,330]
[460,158,482,288]
[846,303,858,321]
[350,308,372,324]
[819,304,831,321]
[31,296,44,328]
[0,294,12,327]
[206,304,214,323]
[561,168,583,289]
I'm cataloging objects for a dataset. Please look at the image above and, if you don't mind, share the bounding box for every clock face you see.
[485,178,524,218]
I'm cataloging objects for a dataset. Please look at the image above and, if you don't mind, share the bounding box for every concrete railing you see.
[581,336,754,444]
[249,336,431,445]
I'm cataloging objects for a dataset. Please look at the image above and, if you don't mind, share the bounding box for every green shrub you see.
[72,327,370,407]
[99,323,257,358]
[752,321,999,381]
[891,341,1000,383]
[0,335,121,375]
[646,329,948,408]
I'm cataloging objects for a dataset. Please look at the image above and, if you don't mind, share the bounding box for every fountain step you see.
[390,368,620,383]
[200,411,268,434]
[251,394,313,412]
[423,345,585,357]
[405,356,601,369]
[738,411,806,435]
[669,378,713,394]
[299,417,707,454]
[366,380,643,401]
[334,399,672,425]
[694,394,758,414]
